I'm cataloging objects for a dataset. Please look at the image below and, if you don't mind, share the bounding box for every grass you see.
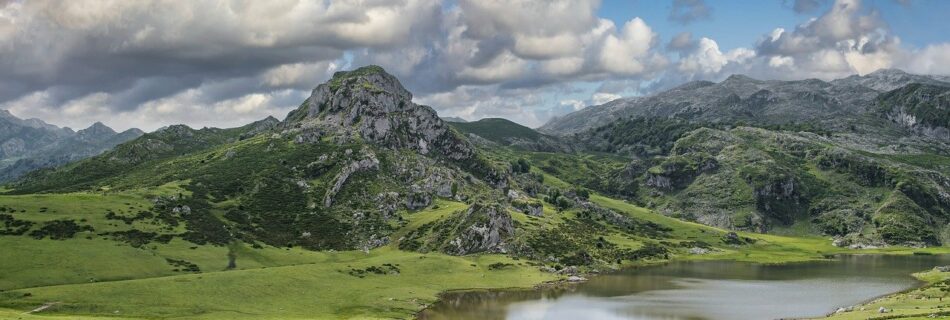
[0,195,554,320]
[449,118,543,143]
[390,199,467,242]
[2,181,950,319]
[0,247,553,320]
[823,269,950,320]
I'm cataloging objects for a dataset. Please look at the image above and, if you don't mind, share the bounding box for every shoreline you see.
[417,251,950,320]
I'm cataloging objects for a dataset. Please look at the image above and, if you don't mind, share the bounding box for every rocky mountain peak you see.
[721,74,759,85]
[284,65,475,159]
[833,68,948,92]
[77,121,117,137]
[868,68,909,77]
[0,109,14,120]
[328,65,412,101]
[122,128,146,136]
[155,124,196,138]
[281,65,505,185]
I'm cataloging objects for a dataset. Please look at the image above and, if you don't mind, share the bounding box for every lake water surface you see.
[420,254,950,320]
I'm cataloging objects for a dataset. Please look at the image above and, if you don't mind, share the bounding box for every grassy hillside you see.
[449,118,571,152]
[450,118,543,142]
[4,182,944,319]
[3,66,949,319]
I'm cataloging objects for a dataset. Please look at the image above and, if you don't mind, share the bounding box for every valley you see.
[0,65,947,319]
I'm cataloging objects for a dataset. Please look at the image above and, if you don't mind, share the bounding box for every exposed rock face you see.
[445,203,515,255]
[324,150,380,207]
[282,65,506,186]
[645,174,673,190]
[239,116,280,140]
[876,83,949,139]
[286,66,475,160]
[508,190,543,216]
[404,186,432,210]
[646,154,718,191]
[374,192,401,219]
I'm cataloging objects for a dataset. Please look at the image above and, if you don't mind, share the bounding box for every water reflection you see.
[420,254,950,320]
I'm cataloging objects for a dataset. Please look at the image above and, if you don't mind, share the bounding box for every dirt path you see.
[24,302,58,314]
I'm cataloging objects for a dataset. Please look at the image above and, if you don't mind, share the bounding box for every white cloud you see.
[677,38,754,76]
[768,56,795,68]
[261,61,340,88]
[902,43,950,76]
[592,93,622,105]
[599,18,665,75]
[1,0,950,133]
[560,99,586,111]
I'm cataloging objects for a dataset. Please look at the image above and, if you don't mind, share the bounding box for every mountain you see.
[0,111,143,182]
[875,83,950,139]
[441,116,468,123]
[523,69,950,247]
[2,65,950,319]
[638,127,948,245]
[10,66,514,253]
[449,118,574,152]
[539,69,950,135]
[11,66,949,249]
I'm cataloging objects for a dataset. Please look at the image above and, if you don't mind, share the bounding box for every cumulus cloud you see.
[677,38,755,76]
[1,0,949,132]
[745,0,933,80]
[902,43,950,76]
[559,99,587,112]
[600,18,664,75]
[0,0,438,129]
[592,93,622,105]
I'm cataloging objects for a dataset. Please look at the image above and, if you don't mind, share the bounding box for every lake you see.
[420,254,950,320]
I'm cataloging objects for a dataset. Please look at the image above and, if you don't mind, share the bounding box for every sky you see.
[0,0,948,131]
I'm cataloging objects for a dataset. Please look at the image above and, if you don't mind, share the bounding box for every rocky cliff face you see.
[876,83,949,139]
[285,66,475,159]
[282,65,505,186]
[444,203,515,255]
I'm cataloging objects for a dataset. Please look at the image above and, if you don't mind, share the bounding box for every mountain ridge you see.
[0,111,144,182]
[539,69,950,136]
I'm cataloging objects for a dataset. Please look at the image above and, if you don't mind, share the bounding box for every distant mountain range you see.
[4,66,949,250]
[0,110,143,182]
[539,69,950,137]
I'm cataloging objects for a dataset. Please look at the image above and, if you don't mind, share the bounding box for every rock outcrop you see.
[876,83,949,139]
[323,150,380,207]
[282,65,506,186]
[285,66,475,160]
[444,203,515,255]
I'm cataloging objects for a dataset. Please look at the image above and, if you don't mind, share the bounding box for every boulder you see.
[688,247,710,255]
[405,188,432,210]
[722,232,743,245]
[557,266,579,275]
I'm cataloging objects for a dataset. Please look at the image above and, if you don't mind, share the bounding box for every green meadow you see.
[1,186,947,320]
